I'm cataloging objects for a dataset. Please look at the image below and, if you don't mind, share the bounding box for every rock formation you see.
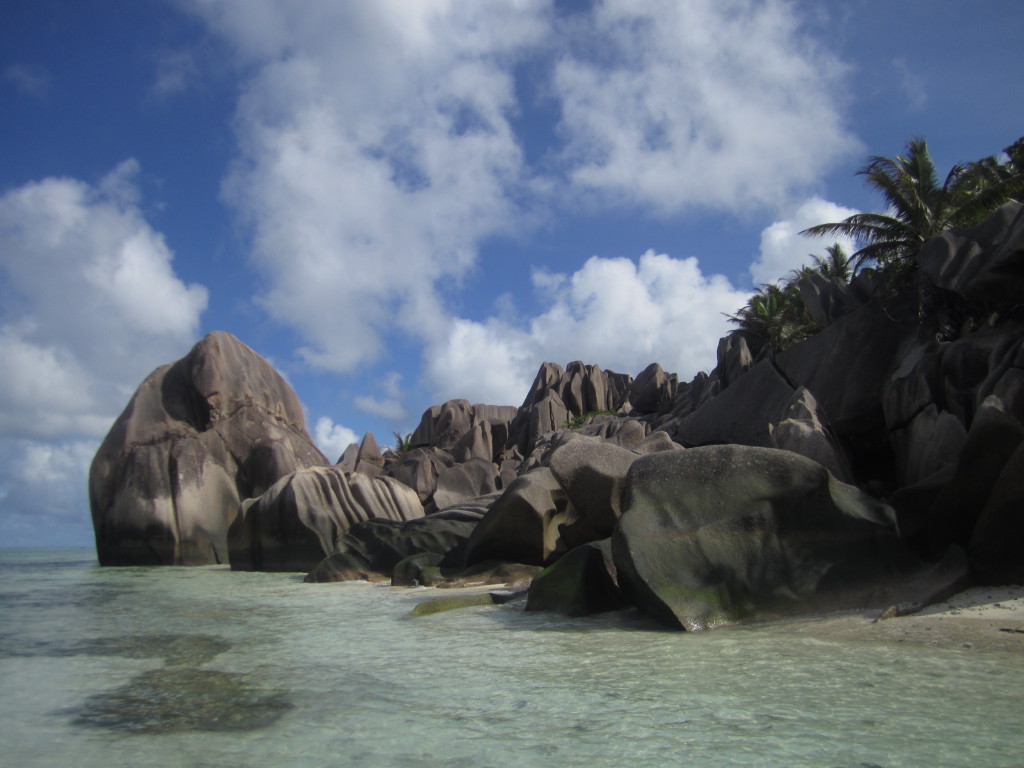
[611,445,966,630]
[229,466,424,572]
[90,202,1024,632]
[89,332,327,565]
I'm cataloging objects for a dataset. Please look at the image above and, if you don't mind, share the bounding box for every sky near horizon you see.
[1,0,1022,548]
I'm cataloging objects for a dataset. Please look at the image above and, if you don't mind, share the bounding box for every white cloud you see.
[0,160,209,440]
[0,438,99,547]
[425,317,536,406]
[354,372,408,421]
[0,162,207,545]
[179,0,857,378]
[750,196,860,286]
[183,1,548,373]
[313,416,359,462]
[425,250,749,405]
[552,0,857,213]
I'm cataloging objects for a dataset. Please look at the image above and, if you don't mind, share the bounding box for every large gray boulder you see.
[89,332,328,566]
[462,468,570,567]
[229,466,423,572]
[676,359,794,447]
[918,201,1024,304]
[969,441,1024,583]
[526,539,628,617]
[304,513,479,583]
[339,432,385,476]
[925,395,1024,556]
[547,438,640,550]
[612,445,967,631]
[383,447,455,506]
[431,458,500,511]
[507,361,633,457]
[626,363,677,414]
[774,301,919,436]
[769,387,854,483]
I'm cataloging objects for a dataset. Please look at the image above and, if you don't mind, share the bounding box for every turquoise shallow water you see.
[1,548,1022,768]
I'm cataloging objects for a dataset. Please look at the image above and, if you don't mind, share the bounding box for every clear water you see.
[1,549,1022,768]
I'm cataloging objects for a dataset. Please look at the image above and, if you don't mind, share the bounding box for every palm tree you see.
[725,283,816,352]
[959,136,1024,196]
[800,137,1023,279]
[809,243,854,283]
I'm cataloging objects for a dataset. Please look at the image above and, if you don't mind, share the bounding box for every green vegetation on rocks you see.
[407,593,497,617]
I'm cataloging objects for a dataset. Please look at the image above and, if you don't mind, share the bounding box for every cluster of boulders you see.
[89,202,1024,629]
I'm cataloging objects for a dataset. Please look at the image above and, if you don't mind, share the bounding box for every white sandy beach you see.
[405,581,1024,653]
[777,586,1024,654]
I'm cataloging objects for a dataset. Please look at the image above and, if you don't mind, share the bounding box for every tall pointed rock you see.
[89,331,328,565]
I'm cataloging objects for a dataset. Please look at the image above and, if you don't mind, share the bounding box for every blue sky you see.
[2,0,1023,548]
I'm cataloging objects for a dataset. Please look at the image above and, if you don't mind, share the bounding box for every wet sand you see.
[404,580,1024,654]
[770,586,1024,654]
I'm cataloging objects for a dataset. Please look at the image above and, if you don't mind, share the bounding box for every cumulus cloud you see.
[177,0,856,378]
[0,438,99,547]
[0,162,207,545]
[425,250,749,405]
[750,196,860,286]
[425,318,536,407]
[180,0,549,373]
[552,0,857,214]
[313,416,359,462]
[0,159,208,439]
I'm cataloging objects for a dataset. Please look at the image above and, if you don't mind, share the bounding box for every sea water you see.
[1,549,1021,768]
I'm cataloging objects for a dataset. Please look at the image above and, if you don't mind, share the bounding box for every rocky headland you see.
[90,202,1024,634]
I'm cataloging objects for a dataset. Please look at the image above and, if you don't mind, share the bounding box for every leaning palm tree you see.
[800,137,1023,279]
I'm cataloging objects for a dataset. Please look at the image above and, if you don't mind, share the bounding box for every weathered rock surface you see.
[507,362,633,458]
[304,514,475,583]
[769,387,854,483]
[431,458,500,512]
[525,539,628,617]
[626,363,677,414]
[90,202,1024,624]
[89,332,328,566]
[797,269,879,329]
[612,446,967,631]
[383,447,455,506]
[676,359,795,447]
[337,432,385,476]
[924,396,1024,558]
[410,400,517,457]
[918,201,1024,304]
[462,468,570,567]
[230,466,423,572]
[968,441,1024,584]
[547,439,638,550]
